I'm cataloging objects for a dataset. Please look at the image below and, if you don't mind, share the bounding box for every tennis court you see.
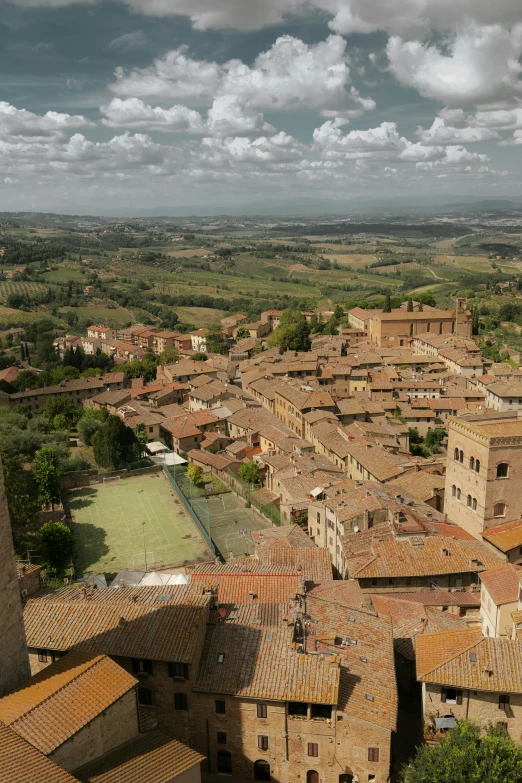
[68,473,212,577]
[191,492,272,560]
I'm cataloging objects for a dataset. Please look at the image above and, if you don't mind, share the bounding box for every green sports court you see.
[190,492,272,560]
[68,473,212,577]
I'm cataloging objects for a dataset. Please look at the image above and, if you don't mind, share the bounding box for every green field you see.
[68,473,212,576]
[174,306,226,327]
[58,304,138,327]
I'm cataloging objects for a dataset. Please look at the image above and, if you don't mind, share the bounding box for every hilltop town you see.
[4,283,522,783]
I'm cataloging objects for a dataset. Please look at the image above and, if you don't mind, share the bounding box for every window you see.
[257,703,267,718]
[258,736,269,751]
[37,650,48,663]
[168,662,189,679]
[288,702,308,718]
[316,512,320,524]
[138,687,154,706]
[311,704,332,720]
[427,323,431,333]
[441,688,462,705]
[439,322,443,335]
[499,694,510,710]
[368,748,380,763]
[456,488,461,500]
[459,450,464,463]
[254,760,270,781]
[467,494,472,508]
[470,457,475,471]
[217,732,227,745]
[132,659,153,676]
[307,743,319,758]
[494,503,506,518]
[216,700,226,714]
[388,578,395,585]
[472,497,477,511]
[174,693,188,710]
[497,463,509,478]
[475,460,480,473]
[217,653,225,664]
[452,484,456,497]
[217,751,232,775]
[410,323,414,337]
[454,448,459,461]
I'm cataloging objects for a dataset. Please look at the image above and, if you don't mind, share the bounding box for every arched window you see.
[467,494,472,508]
[494,502,506,518]
[410,323,414,337]
[454,448,460,461]
[452,485,456,497]
[254,761,271,782]
[475,459,480,473]
[217,751,232,775]
[469,457,475,471]
[459,450,464,463]
[497,463,509,478]
[472,497,477,511]
[456,488,461,500]
[427,323,431,332]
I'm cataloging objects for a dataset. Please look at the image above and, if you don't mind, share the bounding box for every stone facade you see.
[422,681,522,743]
[0,457,30,696]
[445,414,522,538]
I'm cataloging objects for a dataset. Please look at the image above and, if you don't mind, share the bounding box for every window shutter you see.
[456,691,463,706]
[368,748,380,762]
[441,688,447,703]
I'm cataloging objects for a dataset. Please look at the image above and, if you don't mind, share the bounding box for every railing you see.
[163,467,216,556]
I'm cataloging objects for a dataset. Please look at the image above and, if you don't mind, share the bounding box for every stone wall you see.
[0,457,31,696]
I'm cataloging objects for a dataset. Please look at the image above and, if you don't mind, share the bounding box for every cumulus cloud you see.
[111,35,374,119]
[0,102,93,139]
[387,25,522,105]
[417,116,500,145]
[313,120,444,162]
[100,97,205,132]
[416,145,489,170]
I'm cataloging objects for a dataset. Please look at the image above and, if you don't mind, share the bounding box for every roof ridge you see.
[8,653,103,727]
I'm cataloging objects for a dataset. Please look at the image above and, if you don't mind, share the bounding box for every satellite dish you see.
[354,526,360,533]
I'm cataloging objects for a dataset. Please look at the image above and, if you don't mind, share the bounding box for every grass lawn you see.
[68,473,212,577]
[174,306,227,327]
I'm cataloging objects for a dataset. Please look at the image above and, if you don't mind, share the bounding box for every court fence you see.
[163,466,216,557]
[225,468,282,527]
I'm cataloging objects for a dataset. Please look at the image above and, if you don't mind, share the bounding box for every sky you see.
[1,0,522,214]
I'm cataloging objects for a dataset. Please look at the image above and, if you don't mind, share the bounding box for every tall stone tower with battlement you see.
[0,456,30,696]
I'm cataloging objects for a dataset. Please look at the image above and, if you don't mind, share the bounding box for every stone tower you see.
[454,297,472,338]
[0,456,30,696]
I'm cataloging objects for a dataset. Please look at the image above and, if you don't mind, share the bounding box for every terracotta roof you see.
[306,595,397,731]
[391,471,445,503]
[258,548,332,582]
[479,563,521,605]
[252,524,316,552]
[351,537,502,579]
[0,724,80,783]
[75,731,204,783]
[0,651,137,755]
[307,580,371,612]
[191,574,302,604]
[387,591,481,608]
[482,519,522,552]
[23,586,210,662]
[193,604,340,704]
[190,559,298,576]
[417,630,522,692]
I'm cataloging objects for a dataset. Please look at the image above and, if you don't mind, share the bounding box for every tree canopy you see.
[238,460,260,485]
[36,521,75,578]
[92,414,138,470]
[267,309,311,352]
[402,721,522,783]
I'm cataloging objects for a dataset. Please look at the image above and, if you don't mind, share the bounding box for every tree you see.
[267,309,311,352]
[53,414,68,431]
[135,423,148,455]
[471,306,480,335]
[418,300,424,312]
[20,343,26,361]
[92,415,138,470]
[187,463,203,485]
[34,446,61,509]
[383,292,392,313]
[238,460,260,486]
[206,327,230,355]
[77,415,103,446]
[235,326,250,341]
[401,720,522,783]
[36,521,75,578]
[1,450,40,555]
[407,298,414,312]
[43,396,82,428]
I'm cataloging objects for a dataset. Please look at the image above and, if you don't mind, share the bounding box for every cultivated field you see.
[68,472,212,576]
[58,304,137,327]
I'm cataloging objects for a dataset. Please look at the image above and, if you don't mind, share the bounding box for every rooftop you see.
[479,563,521,605]
[482,519,522,552]
[0,724,79,783]
[0,651,137,756]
